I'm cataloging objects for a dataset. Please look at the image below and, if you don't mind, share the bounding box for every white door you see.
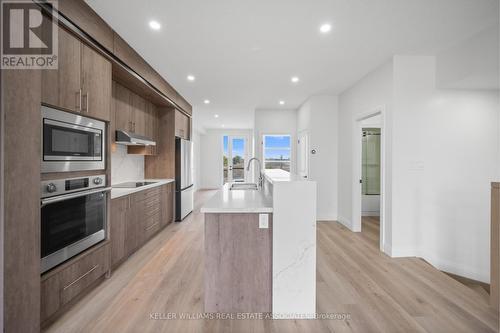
[223,136,247,183]
[297,131,309,179]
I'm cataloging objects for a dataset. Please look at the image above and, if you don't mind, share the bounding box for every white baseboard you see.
[385,246,489,283]
[362,211,380,217]
[388,247,418,258]
[419,250,489,283]
[337,215,356,231]
[317,215,338,222]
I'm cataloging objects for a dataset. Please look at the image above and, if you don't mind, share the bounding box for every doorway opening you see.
[361,127,381,248]
[223,136,248,184]
[352,108,386,253]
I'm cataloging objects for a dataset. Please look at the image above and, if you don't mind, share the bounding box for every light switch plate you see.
[259,214,269,229]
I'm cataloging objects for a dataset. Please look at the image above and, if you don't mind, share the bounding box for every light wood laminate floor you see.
[44,190,499,333]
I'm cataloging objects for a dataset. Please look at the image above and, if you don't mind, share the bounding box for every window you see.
[263,135,291,172]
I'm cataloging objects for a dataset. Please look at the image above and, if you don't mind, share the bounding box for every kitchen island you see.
[201,170,316,317]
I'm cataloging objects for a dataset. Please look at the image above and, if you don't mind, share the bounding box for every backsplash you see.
[111,144,144,184]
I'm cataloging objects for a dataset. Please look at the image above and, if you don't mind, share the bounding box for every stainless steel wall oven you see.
[40,174,110,273]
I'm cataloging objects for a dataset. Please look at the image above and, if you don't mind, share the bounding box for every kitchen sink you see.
[229,183,258,191]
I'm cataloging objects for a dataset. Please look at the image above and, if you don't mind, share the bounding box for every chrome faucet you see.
[247,157,263,188]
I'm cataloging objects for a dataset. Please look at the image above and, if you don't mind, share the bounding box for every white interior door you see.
[223,136,247,183]
[297,131,309,179]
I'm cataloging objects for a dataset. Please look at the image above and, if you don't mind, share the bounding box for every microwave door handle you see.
[41,187,112,207]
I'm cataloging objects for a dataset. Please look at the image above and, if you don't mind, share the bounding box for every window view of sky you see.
[223,136,245,157]
[264,135,291,160]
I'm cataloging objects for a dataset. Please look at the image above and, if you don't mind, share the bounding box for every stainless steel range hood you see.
[115,130,157,146]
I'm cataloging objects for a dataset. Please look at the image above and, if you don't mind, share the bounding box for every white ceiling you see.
[86,0,499,131]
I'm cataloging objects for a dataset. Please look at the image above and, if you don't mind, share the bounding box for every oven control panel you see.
[41,174,106,198]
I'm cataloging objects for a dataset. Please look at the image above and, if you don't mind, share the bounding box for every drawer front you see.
[144,187,161,199]
[144,215,160,239]
[41,274,61,322]
[60,244,110,304]
[132,187,161,203]
[145,202,160,217]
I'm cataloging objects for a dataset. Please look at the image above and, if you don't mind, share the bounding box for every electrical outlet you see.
[259,214,269,229]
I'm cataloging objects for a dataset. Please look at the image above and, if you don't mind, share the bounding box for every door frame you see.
[297,130,310,179]
[223,135,249,183]
[352,105,387,253]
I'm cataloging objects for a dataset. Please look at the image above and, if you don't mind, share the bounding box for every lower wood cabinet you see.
[110,183,174,267]
[41,242,110,324]
[40,183,174,325]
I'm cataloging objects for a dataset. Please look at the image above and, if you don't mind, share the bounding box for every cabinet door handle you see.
[63,264,99,290]
[83,92,89,113]
[76,89,82,112]
[133,122,136,132]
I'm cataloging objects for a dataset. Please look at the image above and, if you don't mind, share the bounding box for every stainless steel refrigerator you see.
[175,137,194,221]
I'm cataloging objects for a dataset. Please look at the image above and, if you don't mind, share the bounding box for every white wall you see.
[392,55,499,282]
[338,55,499,282]
[192,129,202,191]
[254,109,298,176]
[297,96,339,220]
[338,61,394,247]
[436,26,499,90]
[111,145,144,184]
[199,129,254,189]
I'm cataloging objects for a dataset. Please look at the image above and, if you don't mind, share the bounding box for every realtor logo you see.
[1,0,58,69]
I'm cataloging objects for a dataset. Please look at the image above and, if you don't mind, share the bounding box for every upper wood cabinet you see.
[42,25,111,122]
[175,110,191,140]
[112,32,192,116]
[42,27,81,113]
[112,81,157,143]
[58,0,192,115]
[81,44,112,121]
[131,92,147,136]
[112,81,132,131]
[58,0,114,52]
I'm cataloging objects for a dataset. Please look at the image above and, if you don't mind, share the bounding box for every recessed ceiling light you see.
[319,23,332,34]
[221,124,225,128]
[149,20,161,31]
[204,99,210,104]
[187,75,195,81]
[214,114,219,118]
[291,76,300,83]
[279,100,285,105]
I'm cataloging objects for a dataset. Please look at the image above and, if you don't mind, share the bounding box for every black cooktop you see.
[112,181,157,188]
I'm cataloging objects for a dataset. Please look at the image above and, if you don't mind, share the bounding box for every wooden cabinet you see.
[112,32,192,116]
[42,26,81,113]
[110,184,174,268]
[175,109,191,140]
[161,183,174,227]
[131,92,147,136]
[81,44,112,121]
[42,25,111,121]
[58,0,114,52]
[112,81,132,132]
[146,102,159,141]
[41,242,110,324]
[110,196,128,267]
[112,81,156,138]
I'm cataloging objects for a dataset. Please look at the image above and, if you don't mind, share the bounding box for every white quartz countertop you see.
[111,179,175,199]
[201,183,273,213]
[263,169,309,184]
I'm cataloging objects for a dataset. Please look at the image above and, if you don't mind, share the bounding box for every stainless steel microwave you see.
[41,106,105,173]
